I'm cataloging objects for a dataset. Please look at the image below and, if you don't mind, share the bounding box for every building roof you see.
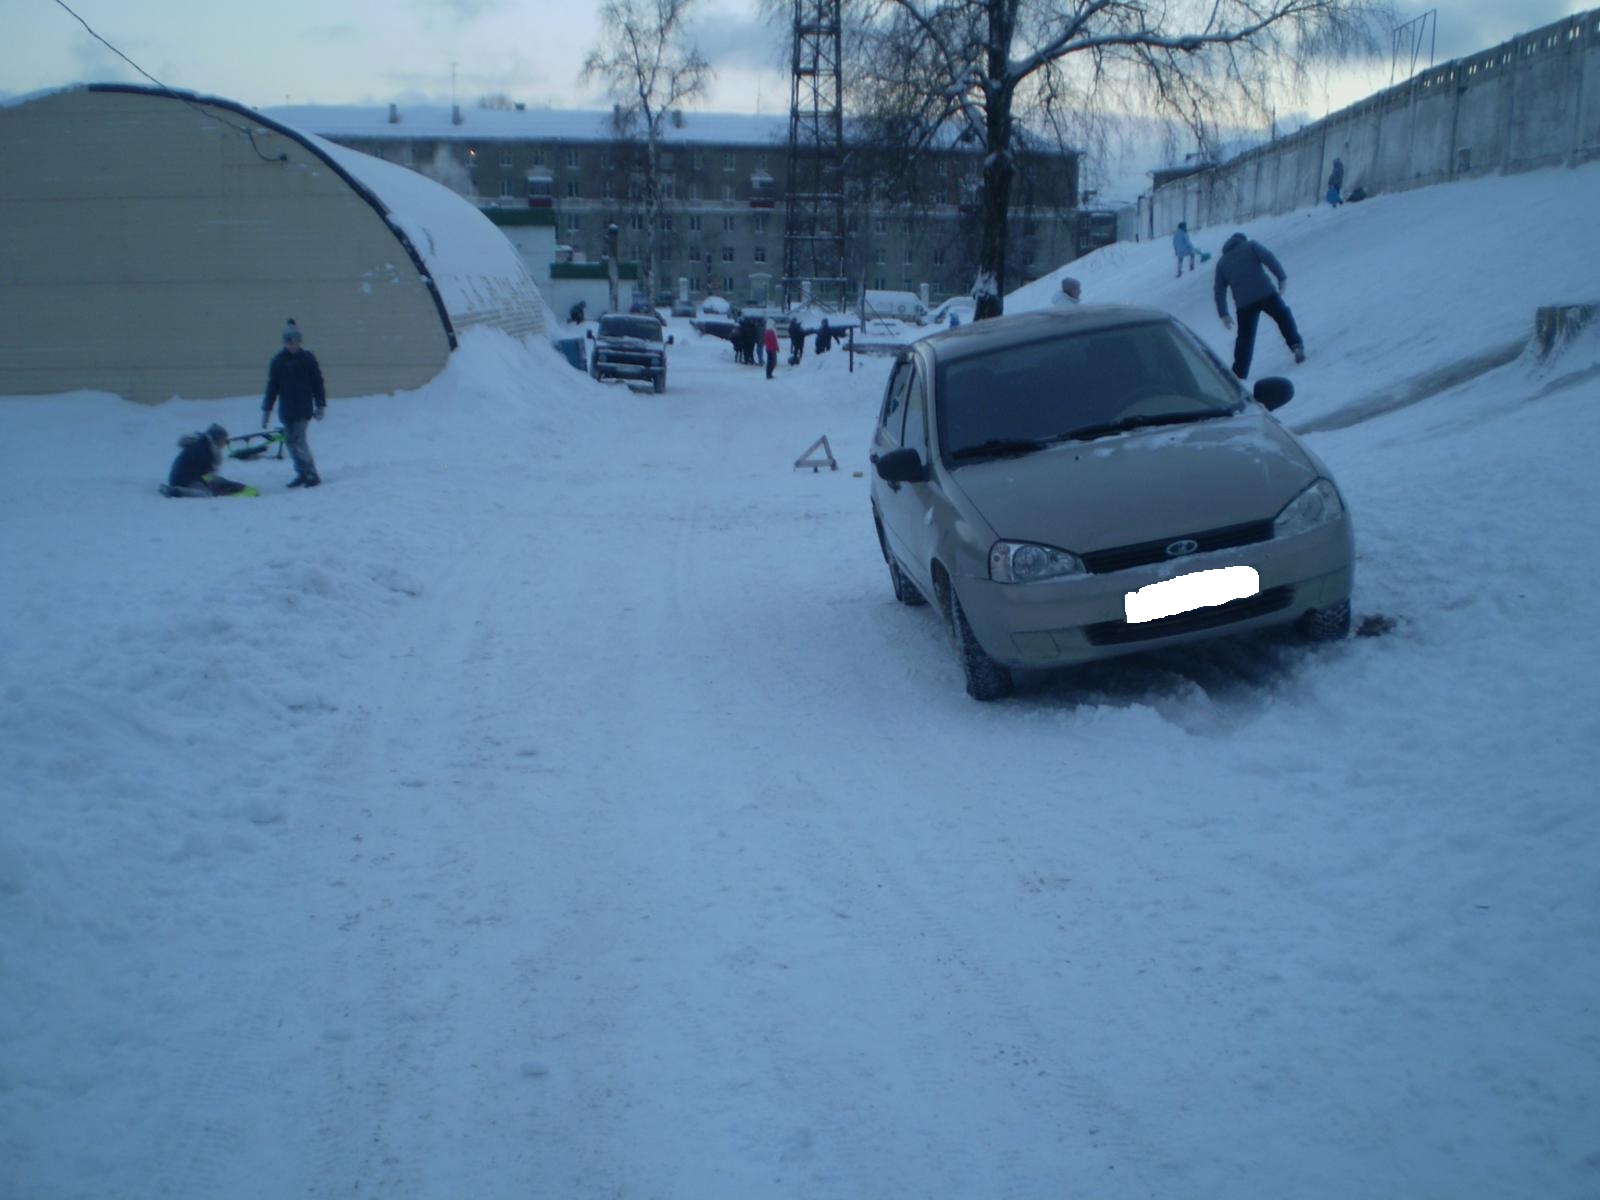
[264,104,791,147]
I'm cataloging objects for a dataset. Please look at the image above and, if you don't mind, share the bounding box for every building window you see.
[532,148,545,165]
[660,151,674,169]
[567,215,580,231]
[691,275,702,291]
[723,274,735,292]
[688,214,702,232]
[874,218,887,234]
[660,180,674,201]
[499,179,513,198]
[659,215,673,231]
[722,185,734,203]
[691,153,702,171]
[753,214,767,233]
[566,148,580,168]
[566,181,580,198]
[722,214,736,232]
[603,180,616,199]
[934,189,947,205]
[873,276,886,290]
[498,148,513,168]
[722,151,735,171]
[753,246,767,263]
[629,214,644,230]
[904,247,915,264]
[932,248,946,266]
[721,246,735,262]
[874,248,886,264]
[689,183,701,201]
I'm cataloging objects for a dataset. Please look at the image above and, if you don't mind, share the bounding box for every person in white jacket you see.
[1050,277,1082,306]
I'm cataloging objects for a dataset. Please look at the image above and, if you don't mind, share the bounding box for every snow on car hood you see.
[946,410,1318,553]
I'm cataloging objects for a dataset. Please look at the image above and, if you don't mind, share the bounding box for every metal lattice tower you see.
[783,0,848,310]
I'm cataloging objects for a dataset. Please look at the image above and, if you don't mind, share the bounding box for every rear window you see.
[936,320,1241,457]
[599,317,663,341]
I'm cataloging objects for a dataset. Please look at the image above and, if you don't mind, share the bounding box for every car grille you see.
[1083,585,1293,646]
[1080,520,1273,574]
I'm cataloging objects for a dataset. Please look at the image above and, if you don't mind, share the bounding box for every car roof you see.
[914,305,1171,364]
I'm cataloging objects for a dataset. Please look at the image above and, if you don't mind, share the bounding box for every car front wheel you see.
[950,589,1013,701]
[653,370,667,393]
[1299,598,1352,641]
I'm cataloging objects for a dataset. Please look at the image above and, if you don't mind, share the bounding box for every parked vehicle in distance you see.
[869,306,1354,700]
[587,313,673,393]
[926,296,976,328]
[863,290,930,325]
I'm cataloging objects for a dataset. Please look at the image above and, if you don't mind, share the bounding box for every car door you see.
[874,355,940,598]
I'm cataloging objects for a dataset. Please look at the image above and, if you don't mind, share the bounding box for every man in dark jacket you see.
[1213,233,1305,379]
[788,317,806,366]
[1326,157,1345,207]
[162,424,248,497]
[261,319,327,487]
[815,318,832,354]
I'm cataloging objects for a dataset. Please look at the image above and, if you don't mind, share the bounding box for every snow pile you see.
[2,163,1599,1199]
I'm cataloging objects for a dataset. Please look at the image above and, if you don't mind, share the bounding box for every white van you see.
[862,290,929,325]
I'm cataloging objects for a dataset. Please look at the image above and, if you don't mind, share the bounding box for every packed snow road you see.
[5,164,1600,1199]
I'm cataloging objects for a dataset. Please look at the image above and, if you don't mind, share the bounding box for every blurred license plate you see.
[1125,566,1260,624]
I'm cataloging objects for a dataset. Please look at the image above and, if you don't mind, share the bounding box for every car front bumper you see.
[955,516,1354,668]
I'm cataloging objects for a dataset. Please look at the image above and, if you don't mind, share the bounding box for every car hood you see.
[946,411,1319,552]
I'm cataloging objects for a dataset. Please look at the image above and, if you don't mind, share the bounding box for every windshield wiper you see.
[1062,409,1232,442]
[947,437,1052,461]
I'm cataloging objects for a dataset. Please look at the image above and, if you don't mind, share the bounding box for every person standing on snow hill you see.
[763,322,781,379]
[161,424,248,497]
[1051,277,1082,306]
[1326,157,1345,207]
[1173,222,1198,276]
[261,319,326,488]
[1214,232,1305,380]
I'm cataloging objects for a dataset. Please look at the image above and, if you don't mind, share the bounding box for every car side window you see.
[878,361,913,444]
[901,364,928,459]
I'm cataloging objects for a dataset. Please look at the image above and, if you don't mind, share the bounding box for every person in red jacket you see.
[763,321,780,380]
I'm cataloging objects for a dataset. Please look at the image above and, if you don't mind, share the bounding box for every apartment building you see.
[268,104,1082,305]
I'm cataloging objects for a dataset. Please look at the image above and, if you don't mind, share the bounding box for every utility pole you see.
[782,0,848,312]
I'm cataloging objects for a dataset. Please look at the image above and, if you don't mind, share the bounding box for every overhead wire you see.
[50,0,288,163]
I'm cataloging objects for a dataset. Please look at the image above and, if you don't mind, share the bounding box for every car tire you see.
[653,370,667,394]
[1299,598,1352,642]
[950,589,1013,701]
[888,557,927,606]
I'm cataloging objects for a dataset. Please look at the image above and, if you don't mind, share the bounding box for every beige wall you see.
[0,89,452,403]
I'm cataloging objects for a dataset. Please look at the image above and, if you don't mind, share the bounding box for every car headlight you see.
[1273,479,1344,538]
[989,541,1086,583]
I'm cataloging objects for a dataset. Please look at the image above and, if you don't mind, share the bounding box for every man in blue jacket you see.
[261,319,327,487]
[1213,233,1305,379]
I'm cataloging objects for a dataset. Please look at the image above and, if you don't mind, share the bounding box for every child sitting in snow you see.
[161,424,249,497]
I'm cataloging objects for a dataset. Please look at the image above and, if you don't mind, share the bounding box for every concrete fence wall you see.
[1137,8,1600,241]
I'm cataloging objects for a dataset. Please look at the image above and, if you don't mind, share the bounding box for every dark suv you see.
[588,314,673,393]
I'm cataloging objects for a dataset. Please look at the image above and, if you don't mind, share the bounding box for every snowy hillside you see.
[2,163,1598,1199]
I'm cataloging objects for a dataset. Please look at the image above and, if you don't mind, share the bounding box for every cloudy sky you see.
[5,0,1590,118]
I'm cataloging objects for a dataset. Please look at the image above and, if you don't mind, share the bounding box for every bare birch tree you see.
[849,0,1391,318]
[582,0,713,305]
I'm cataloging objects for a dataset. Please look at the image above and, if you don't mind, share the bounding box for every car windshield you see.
[599,317,663,341]
[937,320,1243,461]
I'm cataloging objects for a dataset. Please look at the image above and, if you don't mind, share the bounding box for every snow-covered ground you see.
[3,164,1599,1199]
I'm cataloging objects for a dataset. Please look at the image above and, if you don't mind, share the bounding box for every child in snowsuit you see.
[162,424,248,497]
[1326,158,1345,207]
[763,323,780,379]
[1213,232,1304,379]
[1173,223,1198,276]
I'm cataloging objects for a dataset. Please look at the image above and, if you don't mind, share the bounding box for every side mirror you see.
[586,329,595,340]
[1253,376,1294,411]
[873,447,930,484]
[666,335,675,345]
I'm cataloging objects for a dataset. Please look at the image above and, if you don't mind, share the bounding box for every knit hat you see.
[283,319,302,343]
[206,423,230,443]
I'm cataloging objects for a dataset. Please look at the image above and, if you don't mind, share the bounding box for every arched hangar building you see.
[0,84,548,404]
